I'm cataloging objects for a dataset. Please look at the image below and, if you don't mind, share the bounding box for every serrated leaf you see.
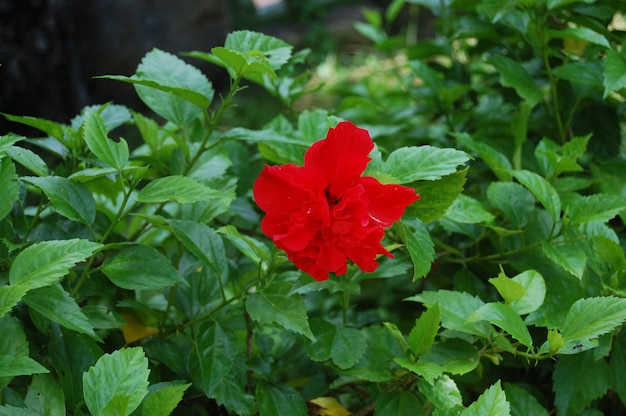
[469,303,534,348]
[542,240,586,279]
[383,145,469,183]
[137,175,222,204]
[330,327,367,369]
[0,285,29,318]
[417,375,463,409]
[420,338,480,375]
[23,284,99,340]
[487,182,535,228]
[83,347,150,416]
[445,194,494,224]
[603,50,626,98]
[409,303,440,356]
[560,296,626,341]
[217,225,271,266]
[0,315,30,390]
[0,158,18,221]
[504,383,548,416]
[21,176,96,224]
[225,30,292,70]
[189,321,239,397]
[257,383,307,416]
[374,391,423,416]
[394,358,443,384]
[610,332,626,405]
[9,239,102,290]
[462,381,510,416]
[406,168,467,224]
[82,110,129,170]
[169,220,227,279]
[2,114,66,143]
[401,218,435,281]
[548,27,610,49]
[509,270,546,315]
[209,48,276,80]
[246,282,314,340]
[24,374,66,416]
[489,55,542,106]
[568,193,626,225]
[6,146,48,176]
[406,290,490,337]
[0,356,49,378]
[510,170,561,221]
[455,133,512,181]
[102,245,185,290]
[140,383,191,416]
[553,352,610,416]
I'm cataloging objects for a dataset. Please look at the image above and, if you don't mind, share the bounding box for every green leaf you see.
[401,218,435,281]
[169,220,227,279]
[547,0,594,9]
[102,245,185,290]
[246,282,314,340]
[21,176,96,224]
[568,193,626,225]
[6,146,48,176]
[603,50,626,98]
[455,133,512,181]
[552,352,610,416]
[0,315,31,390]
[0,158,18,222]
[140,383,191,416]
[548,27,610,49]
[489,269,525,304]
[468,303,534,348]
[24,374,66,416]
[406,290,491,337]
[256,383,307,416]
[9,239,102,290]
[22,284,99,340]
[547,328,565,355]
[394,358,443,384]
[0,285,29,318]
[2,114,66,143]
[217,225,271,267]
[374,391,423,416]
[406,168,467,224]
[207,48,276,80]
[560,296,626,341]
[0,356,49,378]
[225,30,292,70]
[417,375,463,409]
[409,303,440,356]
[488,55,542,106]
[420,338,480,375]
[509,270,546,315]
[445,194,494,224]
[487,182,535,228]
[82,110,129,170]
[83,347,150,416]
[305,323,368,369]
[137,175,222,204]
[110,49,213,126]
[510,170,561,222]
[383,145,469,183]
[610,332,626,406]
[189,321,239,397]
[542,238,586,279]
[462,381,510,416]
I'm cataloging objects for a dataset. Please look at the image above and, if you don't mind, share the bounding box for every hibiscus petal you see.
[361,176,419,226]
[304,121,374,199]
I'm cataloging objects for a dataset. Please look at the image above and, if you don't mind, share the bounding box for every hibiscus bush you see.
[2,1,626,415]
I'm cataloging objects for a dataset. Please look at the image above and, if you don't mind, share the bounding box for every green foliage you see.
[1,4,626,415]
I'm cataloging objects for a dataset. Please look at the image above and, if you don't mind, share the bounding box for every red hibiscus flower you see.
[253,121,419,281]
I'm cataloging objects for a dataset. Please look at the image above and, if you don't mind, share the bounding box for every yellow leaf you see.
[120,313,159,344]
[309,397,352,416]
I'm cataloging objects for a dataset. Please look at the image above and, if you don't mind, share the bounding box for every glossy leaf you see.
[6,146,48,176]
[83,347,150,416]
[137,175,222,204]
[9,239,102,290]
[82,110,129,170]
[225,30,292,70]
[542,240,586,279]
[383,145,469,183]
[487,182,535,228]
[306,320,366,369]
[0,157,18,222]
[509,270,546,315]
[407,168,467,224]
[102,244,185,290]
[510,170,561,222]
[189,321,239,397]
[23,284,99,340]
[455,133,512,181]
[602,50,626,98]
[401,218,435,281]
[469,303,534,348]
[24,374,66,416]
[374,391,423,416]
[0,285,29,318]
[489,268,525,305]
[21,176,96,224]
[420,338,480,375]
[169,220,227,279]
[568,193,626,225]
[462,381,510,416]
[246,282,314,340]
[489,55,542,106]
[445,194,494,224]
[256,383,307,416]
[394,358,443,384]
[140,382,191,416]
[560,296,626,341]
[217,225,271,267]
[0,356,49,378]
[417,375,463,409]
[409,303,440,356]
